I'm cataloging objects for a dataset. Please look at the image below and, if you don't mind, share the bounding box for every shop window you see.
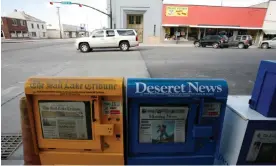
[136,16,141,24]
[10,31,17,37]
[32,32,36,37]
[189,28,198,40]
[128,15,134,24]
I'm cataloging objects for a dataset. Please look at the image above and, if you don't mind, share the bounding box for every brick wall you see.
[1,17,28,39]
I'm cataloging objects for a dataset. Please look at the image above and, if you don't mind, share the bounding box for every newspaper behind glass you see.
[39,101,88,140]
[139,106,189,143]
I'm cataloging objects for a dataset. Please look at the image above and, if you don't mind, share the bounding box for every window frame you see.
[241,36,247,40]
[32,32,37,37]
[106,30,115,37]
[235,36,241,41]
[117,30,135,36]
[12,19,18,26]
[128,15,135,24]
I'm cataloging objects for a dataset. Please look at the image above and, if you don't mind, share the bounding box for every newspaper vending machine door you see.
[24,77,124,165]
[126,78,228,165]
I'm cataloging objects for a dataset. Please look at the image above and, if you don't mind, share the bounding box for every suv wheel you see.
[120,41,130,51]
[194,42,200,47]
[238,43,244,49]
[212,43,219,49]
[261,43,269,49]
[79,43,90,53]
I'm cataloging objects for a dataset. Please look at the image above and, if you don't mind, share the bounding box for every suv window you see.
[93,30,104,38]
[210,35,221,40]
[242,36,247,40]
[106,30,115,37]
[203,35,211,40]
[236,36,241,40]
[117,30,135,36]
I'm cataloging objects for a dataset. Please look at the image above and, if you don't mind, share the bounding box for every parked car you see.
[259,37,276,49]
[194,35,228,48]
[224,35,253,49]
[75,29,139,52]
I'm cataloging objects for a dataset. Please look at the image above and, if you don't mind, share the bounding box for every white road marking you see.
[1,86,19,96]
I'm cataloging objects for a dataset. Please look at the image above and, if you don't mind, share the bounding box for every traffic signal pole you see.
[109,0,112,29]
[56,7,62,39]
[50,1,113,28]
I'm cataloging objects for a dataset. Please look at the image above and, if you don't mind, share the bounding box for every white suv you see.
[75,29,139,52]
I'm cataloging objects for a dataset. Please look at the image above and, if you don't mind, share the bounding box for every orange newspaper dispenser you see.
[24,77,124,165]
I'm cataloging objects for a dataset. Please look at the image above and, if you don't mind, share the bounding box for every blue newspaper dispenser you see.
[249,60,276,117]
[126,78,228,165]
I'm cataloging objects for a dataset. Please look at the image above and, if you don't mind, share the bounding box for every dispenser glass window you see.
[246,130,276,163]
[139,106,189,144]
[38,101,92,140]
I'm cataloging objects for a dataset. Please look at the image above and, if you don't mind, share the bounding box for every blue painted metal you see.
[238,120,276,165]
[126,78,229,165]
[249,60,276,117]
[127,78,228,98]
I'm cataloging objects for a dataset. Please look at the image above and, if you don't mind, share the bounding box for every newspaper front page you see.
[39,101,89,140]
[246,130,276,163]
[139,106,189,144]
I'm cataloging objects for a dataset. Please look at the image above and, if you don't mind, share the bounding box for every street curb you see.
[139,45,260,49]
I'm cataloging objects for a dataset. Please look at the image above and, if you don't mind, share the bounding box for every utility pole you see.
[50,1,112,28]
[57,7,62,39]
[109,0,112,29]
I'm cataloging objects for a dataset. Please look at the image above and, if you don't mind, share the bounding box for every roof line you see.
[163,4,268,9]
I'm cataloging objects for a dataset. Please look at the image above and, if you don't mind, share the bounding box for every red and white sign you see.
[102,101,122,115]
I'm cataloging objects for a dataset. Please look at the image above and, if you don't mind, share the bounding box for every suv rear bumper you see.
[129,41,139,47]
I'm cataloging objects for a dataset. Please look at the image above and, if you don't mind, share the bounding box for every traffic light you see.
[50,2,53,5]
[79,4,82,7]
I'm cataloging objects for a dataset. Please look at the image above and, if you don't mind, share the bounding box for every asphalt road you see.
[139,47,276,95]
[1,41,276,134]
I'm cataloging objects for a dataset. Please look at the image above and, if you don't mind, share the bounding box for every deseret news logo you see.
[135,82,223,94]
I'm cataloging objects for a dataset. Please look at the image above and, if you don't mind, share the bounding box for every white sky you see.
[1,0,268,31]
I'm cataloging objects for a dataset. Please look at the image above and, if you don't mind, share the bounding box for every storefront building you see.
[262,0,276,40]
[161,4,267,45]
[107,0,163,44]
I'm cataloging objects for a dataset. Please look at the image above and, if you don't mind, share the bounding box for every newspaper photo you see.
[139,106,189,144]
[39,101,89,140]
[246,130,276,163]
